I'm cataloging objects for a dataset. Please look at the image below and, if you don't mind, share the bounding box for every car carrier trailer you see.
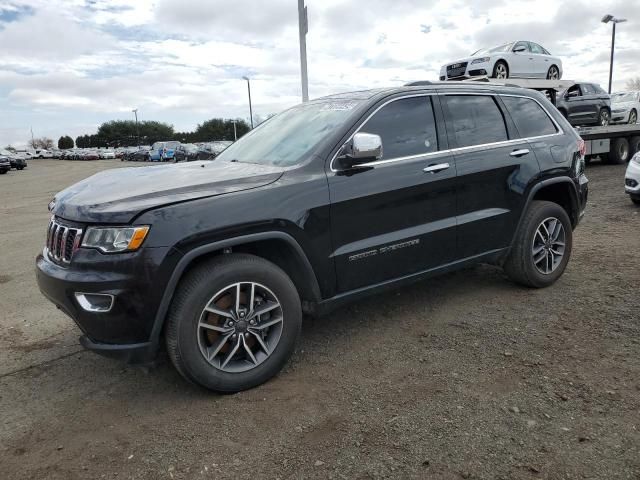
[459,77,640,164]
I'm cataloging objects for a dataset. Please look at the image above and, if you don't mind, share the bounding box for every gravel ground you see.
[1,159,639,480]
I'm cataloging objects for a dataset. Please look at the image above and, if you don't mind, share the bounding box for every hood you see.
[52,160,284,223]
[612,101,636,110]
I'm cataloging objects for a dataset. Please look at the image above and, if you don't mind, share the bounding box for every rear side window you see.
[592,84,607,95]
[581,84,594,95]
[502,96,558,138]
[529,42,544,54]
[360,96,438,159]
[442,95,508,148]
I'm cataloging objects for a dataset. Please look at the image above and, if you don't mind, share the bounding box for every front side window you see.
[592,84,607,95]
[443,95,508,148]
[502,96,558,138]
[359,96,438,160]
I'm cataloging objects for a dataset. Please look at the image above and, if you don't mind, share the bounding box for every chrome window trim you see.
[329,91,564,173]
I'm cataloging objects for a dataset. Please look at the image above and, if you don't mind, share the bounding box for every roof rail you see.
[405,81,432,86]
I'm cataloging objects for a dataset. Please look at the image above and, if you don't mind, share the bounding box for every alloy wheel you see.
[197,282,283,373]
[599,110,610,127]
[629,110,637,125]
[495,63,508,79]
[547,66,559,80]
[532,217,566,275]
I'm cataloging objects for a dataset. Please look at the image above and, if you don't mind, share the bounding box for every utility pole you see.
[232,120,237,141]
[132,109,140,147]
[298,0,309,102]
[242,76,254,129]
[30,126,35,149]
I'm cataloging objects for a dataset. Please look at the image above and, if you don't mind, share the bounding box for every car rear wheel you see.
[599,108,610,127]
[492,61,509,79]
[504,200,572,288]
[629,109,638,125]
[166,254,302,392]
[546,65,560,80]
[606,137,630,164]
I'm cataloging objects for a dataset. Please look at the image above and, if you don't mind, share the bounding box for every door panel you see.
[453,142,540,257]
[327,95,457,293]
[440,93,541,258]
[510,41,531,77]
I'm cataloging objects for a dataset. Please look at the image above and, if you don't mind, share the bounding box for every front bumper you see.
[36,245,180,363]
[611,109,631,124]
[625,160,640,195]
[442,61,490,81]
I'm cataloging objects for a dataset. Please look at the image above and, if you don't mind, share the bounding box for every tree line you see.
[57,118,251,149]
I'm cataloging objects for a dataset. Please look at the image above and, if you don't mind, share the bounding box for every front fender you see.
[147,231,321,349]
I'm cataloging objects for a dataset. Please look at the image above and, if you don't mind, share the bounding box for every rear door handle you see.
[423,162,450,173]
[510,149,530,158]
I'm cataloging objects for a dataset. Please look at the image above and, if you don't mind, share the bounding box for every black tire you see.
[0,169,7,174]
[166,254,302,392]
[607,137,630,165]
[629,136,640,157]
[503,200,573,288]
[598,108,610,127]
[546,65,560,80]
[631,196,640,205]
[492,61,509,79]
[629,109,638,125]
[17,166,24,170]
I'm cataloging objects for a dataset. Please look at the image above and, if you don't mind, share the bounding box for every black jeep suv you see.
[37,83,588,392]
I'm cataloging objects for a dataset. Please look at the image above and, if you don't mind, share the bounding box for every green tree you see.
[193,119,250,142]
[58,136,74,149]
[97,120,174,146]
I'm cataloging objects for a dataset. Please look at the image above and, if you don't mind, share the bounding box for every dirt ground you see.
[1,159,639,480]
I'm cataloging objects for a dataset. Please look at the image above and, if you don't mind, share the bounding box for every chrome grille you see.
[446,62,468,78]
[45,217,83,264]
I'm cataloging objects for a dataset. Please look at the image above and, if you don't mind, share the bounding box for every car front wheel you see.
[492,61,509,79]
[166,254,302,392]
[629,109,637,125]
[504,200,573,288]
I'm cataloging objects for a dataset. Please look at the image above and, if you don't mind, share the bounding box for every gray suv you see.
[556,82,611,127]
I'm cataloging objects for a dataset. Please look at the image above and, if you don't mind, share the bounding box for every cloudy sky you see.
[1,0,638,147]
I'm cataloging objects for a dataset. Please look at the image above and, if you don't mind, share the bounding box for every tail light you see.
[578,139,586,157]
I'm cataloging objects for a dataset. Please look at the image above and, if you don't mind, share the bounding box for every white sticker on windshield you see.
[320,101,358,111]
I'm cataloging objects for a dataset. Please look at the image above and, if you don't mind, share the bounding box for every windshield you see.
[151,142,164,150]
[0,149,12,156]
[216,100,361,166]
[612,92,638,103]
[472,42,512,55]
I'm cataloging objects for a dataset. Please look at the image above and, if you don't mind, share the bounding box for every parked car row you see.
[121,141,233,162]
[0,149,28,174]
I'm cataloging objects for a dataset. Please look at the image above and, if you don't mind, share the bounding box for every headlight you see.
[471,57,490,64]
[82,226,150,253]
[632,153,640,165]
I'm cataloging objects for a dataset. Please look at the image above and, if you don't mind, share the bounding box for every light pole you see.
[298,0,309,102]
[132,108,140,147]
[232,120,237,141]
[242,76,253,129]
[601,14,627,94]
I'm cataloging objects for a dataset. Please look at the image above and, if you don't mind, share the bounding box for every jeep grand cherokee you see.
[37,83,588,392]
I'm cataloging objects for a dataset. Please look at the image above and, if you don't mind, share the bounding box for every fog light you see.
[75,293,114,312]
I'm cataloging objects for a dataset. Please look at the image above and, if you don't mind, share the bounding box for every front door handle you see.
[423,162,450,174]
[510,149,530,158]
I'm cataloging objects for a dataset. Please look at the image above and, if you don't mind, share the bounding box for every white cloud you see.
[0,0,639,146]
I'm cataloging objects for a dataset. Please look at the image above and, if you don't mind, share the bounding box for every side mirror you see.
[513,46,526,53]
[337,132,383,169]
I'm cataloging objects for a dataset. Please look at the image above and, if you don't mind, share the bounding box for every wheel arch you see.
[148,232,322,349]
[513,177,580,247]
